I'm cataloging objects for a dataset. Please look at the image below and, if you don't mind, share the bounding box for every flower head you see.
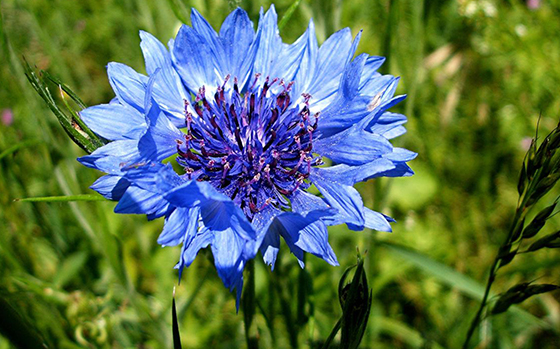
[78,6,416,304]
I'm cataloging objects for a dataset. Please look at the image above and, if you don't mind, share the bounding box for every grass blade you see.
[379,241,553,330]
[15,194,107,203]
[0,139,41,161]
[172,287,182,349]
[0,296,49,348]
[278,0,303,31]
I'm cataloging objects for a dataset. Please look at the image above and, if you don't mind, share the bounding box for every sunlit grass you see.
[1,0,560,348]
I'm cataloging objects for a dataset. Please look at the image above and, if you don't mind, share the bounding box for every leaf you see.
[172,288,182,349]
[321,318,341,349]
[379,241,552,329]
[517,164,527,196]
[0,296,49,348]
[52,251,89,288]
[15,194,107,203]
[278,0,303,31]
[242,260,258,348]
[23,59,104,154]
[296,258,313,326]
[510,217,525,243]
[381,241,485,299]
[228,0,242,11]
[165,0,190,24]
[43,70,87,109]
[374,316,445,349]
[0,139,41,161]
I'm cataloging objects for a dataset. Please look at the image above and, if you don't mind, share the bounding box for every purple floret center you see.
[176,75,323,219]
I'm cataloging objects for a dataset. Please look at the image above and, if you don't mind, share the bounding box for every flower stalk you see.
[464,119,560,348]
[243,260,259,349]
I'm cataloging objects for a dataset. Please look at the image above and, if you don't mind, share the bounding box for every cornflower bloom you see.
[78,6,416,302]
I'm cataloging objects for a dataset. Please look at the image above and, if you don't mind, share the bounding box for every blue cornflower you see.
[78,6,416,303]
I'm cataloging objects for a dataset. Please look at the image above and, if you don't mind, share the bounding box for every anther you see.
[264,130,276,151]
[235,128,244,149]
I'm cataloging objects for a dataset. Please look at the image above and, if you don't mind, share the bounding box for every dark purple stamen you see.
[176,75,321,220]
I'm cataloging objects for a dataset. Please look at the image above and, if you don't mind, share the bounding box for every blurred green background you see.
[1,0,560,347]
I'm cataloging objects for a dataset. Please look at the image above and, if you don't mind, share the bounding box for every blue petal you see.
[274,19,318,93]
[316,54,371,137]
[371,162,415,178]
[157,206,200,247]
[140,33,190,127]
[252,6,283,80]
[312,158,396,185]
[253,205,282,268]
[310,170,366,228]
[107,62,148,111]
[363,207,392,232]
[151,66,190,126]
[317,58,406,138]
[219,8,256,88]
[290,189,330,213]
[190,9,227,78]
[80,103,146,141]
[290,189,343,227]
[78,139,141,174]
[314,125,393,165]
[305,28,353,108]
[138,95,183,161]
[260,228,280,268]
[200,200,250,236]
[272,210,337,267]
[164,181,256,241]
[294,220,338,266]
[114,185,168,215]
[173,24,220,93]
[90,175,129,201]
[384,148,418,162]
[211,228,246,288]
[120,162,182,194]
[359,55,386,90]
[139,31,172,75]
[177,228,213,269]
[367,112,408,139]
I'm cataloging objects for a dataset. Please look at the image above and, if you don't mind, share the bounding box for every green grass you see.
[1,0,560,348]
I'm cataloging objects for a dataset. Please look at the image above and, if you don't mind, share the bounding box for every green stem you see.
[463,205,526,348]
[462,256,498,348]
[321,318,342,349]
[272,263,299,348]
[243,260,258,349]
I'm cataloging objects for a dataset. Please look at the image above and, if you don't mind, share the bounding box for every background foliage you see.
[1,0,560,347]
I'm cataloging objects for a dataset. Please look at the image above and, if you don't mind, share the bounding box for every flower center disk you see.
[176,76,323,219]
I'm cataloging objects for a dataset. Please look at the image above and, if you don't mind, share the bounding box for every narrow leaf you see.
[278,0,303,31]
[379,241,552,329]
[0,296,49,348]
[15,194,107,203]
[23,59,104,153]
[52,251,89,288]
[172,287,182,349]
[0,139,41,161]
